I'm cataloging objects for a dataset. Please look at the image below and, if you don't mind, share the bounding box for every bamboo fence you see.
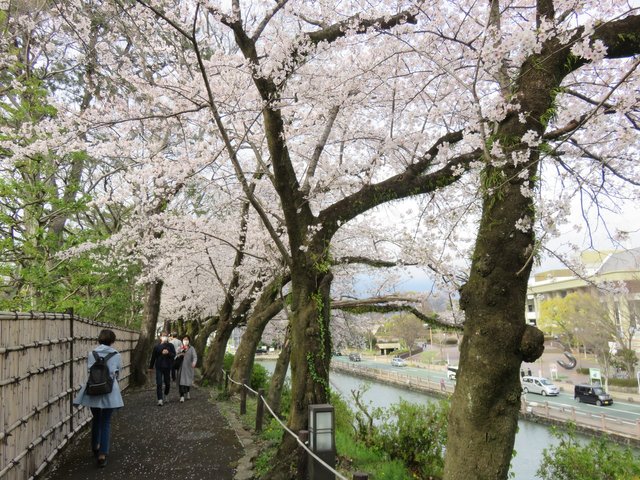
[0,311,139,480]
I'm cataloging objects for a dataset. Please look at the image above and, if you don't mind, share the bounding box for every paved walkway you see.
[42,386,246,480]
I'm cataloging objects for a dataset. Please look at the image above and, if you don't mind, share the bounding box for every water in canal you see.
[258,360,563,479]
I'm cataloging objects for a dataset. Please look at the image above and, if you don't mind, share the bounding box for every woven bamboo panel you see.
[0,312,139,480]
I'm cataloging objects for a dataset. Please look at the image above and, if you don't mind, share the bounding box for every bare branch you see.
[301,104,341,195]
[251,0,290,42]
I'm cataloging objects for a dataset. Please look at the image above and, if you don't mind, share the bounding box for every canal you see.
[258,360,566,479]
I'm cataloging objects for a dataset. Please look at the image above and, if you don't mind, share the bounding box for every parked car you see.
[446,365,458,380]
[391,357,407,367]
[521,376,560,396]
[574,384,613,406]
[348,353,361,362]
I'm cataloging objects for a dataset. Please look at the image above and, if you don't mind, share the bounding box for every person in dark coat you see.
[149,331,176,406]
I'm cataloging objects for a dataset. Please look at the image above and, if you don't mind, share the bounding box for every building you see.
[526,248,640,352]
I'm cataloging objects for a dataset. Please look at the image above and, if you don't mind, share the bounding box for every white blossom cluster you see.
[2,0,639,324]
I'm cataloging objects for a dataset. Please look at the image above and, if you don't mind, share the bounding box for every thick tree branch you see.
[565,14,640,74]
[332,256,417,268]
[319,130,480,238]
[305,10,417,46]
[593,15,640,59]
[332,297,462,330]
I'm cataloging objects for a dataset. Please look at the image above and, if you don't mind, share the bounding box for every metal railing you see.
[331,359,454,395]
[222,369,369,480]
[0,311,139,480]
[523,400,640,440]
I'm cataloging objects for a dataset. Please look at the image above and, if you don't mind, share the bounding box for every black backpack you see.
[86,351,117,395]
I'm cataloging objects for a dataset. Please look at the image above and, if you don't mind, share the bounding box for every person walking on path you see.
[149,331,176,406]
[168,332,182,380]
[73,329,124,468]
[176,335,197,403]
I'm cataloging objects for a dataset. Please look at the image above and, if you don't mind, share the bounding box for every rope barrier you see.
[222,369,349,480]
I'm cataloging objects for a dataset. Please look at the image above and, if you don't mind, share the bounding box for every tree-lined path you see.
[42,387,242,480]
[3,1,640,479]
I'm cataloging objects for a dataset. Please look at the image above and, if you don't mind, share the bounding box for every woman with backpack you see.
[73,329,123,468]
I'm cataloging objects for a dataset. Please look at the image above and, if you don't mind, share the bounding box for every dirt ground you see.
[42,385,243,480]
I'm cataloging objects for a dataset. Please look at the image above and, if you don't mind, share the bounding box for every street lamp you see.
[309,404,336,480]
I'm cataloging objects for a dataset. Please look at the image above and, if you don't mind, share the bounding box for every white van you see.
[521,376,559,396]
[446,365,458,380]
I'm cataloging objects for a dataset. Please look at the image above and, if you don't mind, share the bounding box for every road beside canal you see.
[331,356,640,446]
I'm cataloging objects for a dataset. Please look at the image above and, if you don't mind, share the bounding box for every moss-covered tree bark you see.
[229,276,286,392]
[267,323,292,418]
[443,7,640,479]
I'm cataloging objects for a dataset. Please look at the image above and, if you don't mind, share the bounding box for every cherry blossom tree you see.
[434,2,640,478]
[98,4,469,476]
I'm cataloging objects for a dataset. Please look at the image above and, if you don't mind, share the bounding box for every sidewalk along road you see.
[42,386,242,480]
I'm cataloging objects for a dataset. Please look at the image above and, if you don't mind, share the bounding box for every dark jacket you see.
[149,342,176,370]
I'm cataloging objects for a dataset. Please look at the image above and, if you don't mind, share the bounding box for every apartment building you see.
[526,247,640,351]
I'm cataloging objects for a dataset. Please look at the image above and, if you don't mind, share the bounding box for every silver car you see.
[521,376,559,396]
[391,357,407,367]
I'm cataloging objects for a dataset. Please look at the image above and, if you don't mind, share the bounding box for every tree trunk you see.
[202,316,235,384]
[268,269,333,479]
[130,280,163,387]
[442,26,589,477]
[230,295,284,393]
[267,324,292,417]
[444,179,544,479]
[192,316,217,368]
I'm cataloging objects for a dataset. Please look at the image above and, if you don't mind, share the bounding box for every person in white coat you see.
[73,329,124,468]
[176,335,197,402]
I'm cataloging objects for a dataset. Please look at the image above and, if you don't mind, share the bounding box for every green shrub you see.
[576,367,590,375]
[336,430,411,480]
[444,337,458,345]
[221,352,270,390]
[223,352,234,371]
[331,391,354,433]
[608,377,638,388]
[251,362,270,390]
[537,424,640,480]
[374,399,449,478]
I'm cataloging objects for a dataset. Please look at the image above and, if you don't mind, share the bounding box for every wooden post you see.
[240,378,248,415]
[256,388,265,433]
[353,473,369,480]
[67,308,74,432]
[297,430,309,480]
